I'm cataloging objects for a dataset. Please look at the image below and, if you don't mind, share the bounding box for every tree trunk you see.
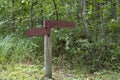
[116,0,119,24]
[30,0,34,28]
[40,2,43,25]
[10,0,15,32]
[81,0,89,38]
[76,0,80,25]
[53,0,59,20]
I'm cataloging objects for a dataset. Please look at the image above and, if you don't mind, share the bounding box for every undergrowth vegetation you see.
[0,35,38,64]
[52,27,120,73]
[0,29,120,73]
[0,0,120,79]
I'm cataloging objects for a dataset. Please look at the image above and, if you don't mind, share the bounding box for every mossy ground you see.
[0,63,120,80]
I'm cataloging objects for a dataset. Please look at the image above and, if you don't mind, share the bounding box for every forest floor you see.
[0,63,120,80]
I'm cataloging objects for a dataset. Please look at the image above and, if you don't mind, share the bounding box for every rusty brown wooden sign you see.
[45,20,75,28]
[26,27,50,37]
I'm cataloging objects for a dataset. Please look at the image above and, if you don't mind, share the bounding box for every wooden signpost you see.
[45,20,75,28]
[26,27,50,37]
[26,20,75,79]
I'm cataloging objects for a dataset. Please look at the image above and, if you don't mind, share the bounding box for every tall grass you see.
[0,35,38,64]
[0,35,13,63]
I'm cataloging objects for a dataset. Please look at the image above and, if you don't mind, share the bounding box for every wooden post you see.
[26,20,75,79]
[44,22,52,78]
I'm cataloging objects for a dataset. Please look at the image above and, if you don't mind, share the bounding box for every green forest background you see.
[0,0,120,80]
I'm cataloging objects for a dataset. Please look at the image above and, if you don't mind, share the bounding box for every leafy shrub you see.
[52,27,120,72]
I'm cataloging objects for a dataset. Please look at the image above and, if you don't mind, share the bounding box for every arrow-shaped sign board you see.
[45,20,75,28]
[26,27,50,37]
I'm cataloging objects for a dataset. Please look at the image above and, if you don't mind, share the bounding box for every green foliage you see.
[1,63,120,80]
[0,35,38,64]
[109,22,120,33]
[0,0,120,74]
[0,63,43,80]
